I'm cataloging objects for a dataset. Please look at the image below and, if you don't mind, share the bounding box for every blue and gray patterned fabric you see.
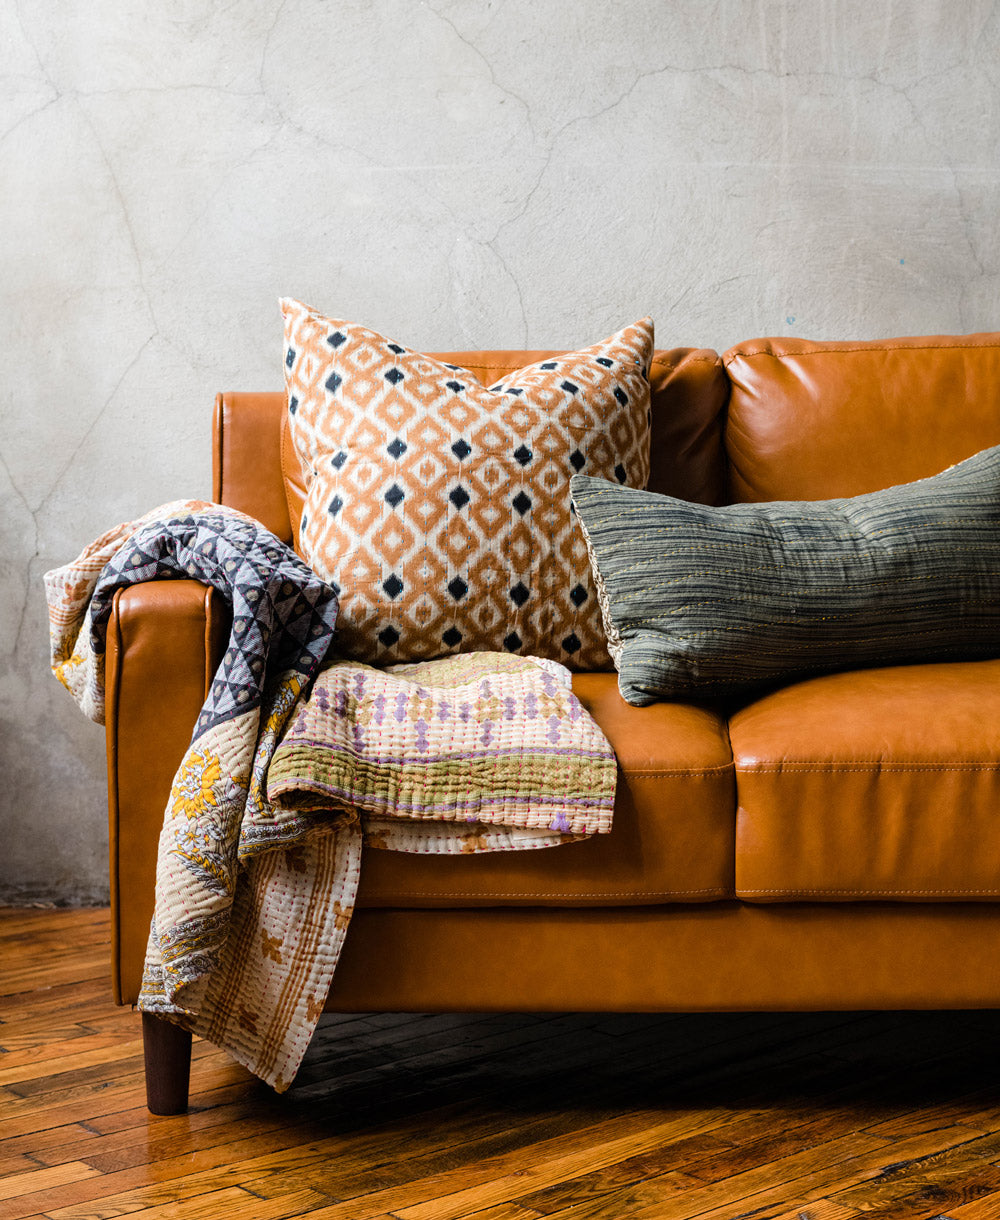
[87,507,339,742]
[571,445,1000,705]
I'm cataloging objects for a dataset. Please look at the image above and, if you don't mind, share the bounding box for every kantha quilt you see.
[45,503,617,1089]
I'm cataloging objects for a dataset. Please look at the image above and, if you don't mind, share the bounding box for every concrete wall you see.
[2,0,997,903]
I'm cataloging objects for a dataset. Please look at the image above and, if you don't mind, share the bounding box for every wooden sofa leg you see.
[142,1012,192,1115]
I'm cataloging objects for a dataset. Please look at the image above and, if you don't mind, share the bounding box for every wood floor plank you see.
[0,981,112,1022]
[510,1131,892,1220]
[122,1186,332,1220]
[509,1142,729,1215]
[0,1162,100,1204]
[0,1024,103,1053]
[453,1207,547,1220]
[852,1173,1000,1219]
[361,1116,749,1220]
[767,1203,861,1220]
[939,1189,1000,1217]
[539,1124,985,1220]
[0,1159,42,1181]
[0,1038,145,1087]
[0,1123,102,1163]
[4,907,1000,1220]
[0,1126,343,1219]
[827,1128,1000,1215]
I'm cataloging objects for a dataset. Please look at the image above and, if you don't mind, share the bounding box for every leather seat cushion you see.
[730,659,1000,900]
[356,672,736,907]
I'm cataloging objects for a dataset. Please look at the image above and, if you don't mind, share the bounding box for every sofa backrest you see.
[723,332,1000,502]
[215,332,1000,537]
[214,346,730,547]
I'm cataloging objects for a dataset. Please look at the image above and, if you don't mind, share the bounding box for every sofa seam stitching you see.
[723,340,1000,365]
[736,764,1000,773]
[626,766,733,776]
[739,887,1000,895]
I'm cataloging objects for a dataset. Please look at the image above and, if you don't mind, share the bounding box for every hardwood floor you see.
[2,908,1000,1220]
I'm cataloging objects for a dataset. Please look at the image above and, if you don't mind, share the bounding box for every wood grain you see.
[2,907,1000,1220]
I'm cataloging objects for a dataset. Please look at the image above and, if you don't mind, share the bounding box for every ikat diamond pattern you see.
[281,298,653,669]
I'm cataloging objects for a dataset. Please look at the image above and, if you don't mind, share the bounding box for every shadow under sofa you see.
[106,331,1000,1114]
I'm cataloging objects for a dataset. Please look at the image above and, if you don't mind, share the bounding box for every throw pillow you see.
[281,298,653,669]
[571,446,1000,704]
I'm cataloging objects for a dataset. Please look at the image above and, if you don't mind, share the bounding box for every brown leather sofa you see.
[107,331,1000,1114]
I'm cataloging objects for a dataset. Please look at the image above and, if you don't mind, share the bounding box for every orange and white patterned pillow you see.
[281,298,653,670]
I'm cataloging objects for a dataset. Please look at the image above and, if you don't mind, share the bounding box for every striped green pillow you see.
[571,447,1000,705]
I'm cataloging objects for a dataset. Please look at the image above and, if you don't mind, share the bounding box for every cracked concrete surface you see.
[1,0,998,903]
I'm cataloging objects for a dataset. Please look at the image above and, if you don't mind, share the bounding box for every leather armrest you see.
[105,580,229,1004]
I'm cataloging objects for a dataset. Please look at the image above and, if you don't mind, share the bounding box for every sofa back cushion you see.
[281,302,658,669]
[573,446,1000,704]
[724,332,1000,502]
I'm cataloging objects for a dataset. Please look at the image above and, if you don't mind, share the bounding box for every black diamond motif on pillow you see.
[614,463,627,484]
[328,331,347,348]
[503,631,522,651]
[569,450,585,472]
[328,495,343,517]
[387,437,407,459]
[561,380,578,394]
[378,625,400,647]
[490,384,504,393]
[288,395,298,414]
[383,573,403,599]
[562,632,581,654]
[385,483,405,508]
[325,371,342,394]
[596,356,613,368]
[510,581,530,607]
[449,485,470,510]
[446,380,465,393]
[285,347,296,368]
[614,386,628,406]
[331,450,347,469]
[513,444,532,466]
[507,387,523,396]
[444,363,463,371]
[451,439,472,460]
[512,491,531,515]
[442,626,462,647]
[569,583,587,607]
[447,576,468,601]
[540,361,557,370]
[387,342,405,354]
[385,368,404,385]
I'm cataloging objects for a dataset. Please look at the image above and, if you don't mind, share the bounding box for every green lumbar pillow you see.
[570,447,1000,705]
